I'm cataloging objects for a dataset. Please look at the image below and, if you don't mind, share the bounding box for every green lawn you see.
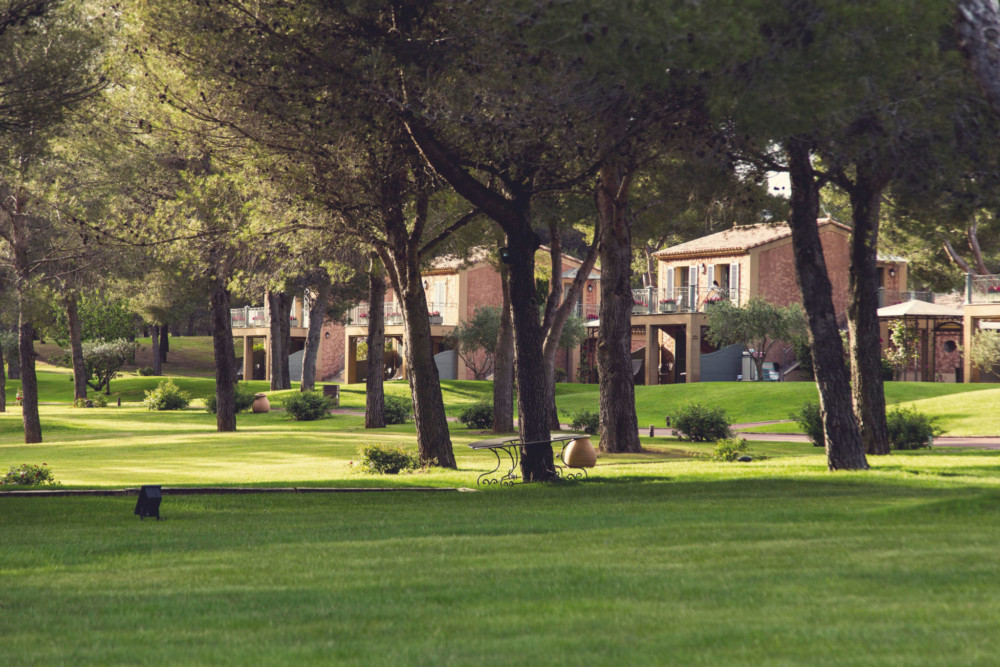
[5,397,1000,662]
[5,453,1000,663]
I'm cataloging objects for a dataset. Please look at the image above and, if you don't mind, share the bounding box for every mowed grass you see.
[5,463,1000,664]
[5,391,1000,662]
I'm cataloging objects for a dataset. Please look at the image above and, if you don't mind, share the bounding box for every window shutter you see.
[730,263,741,304]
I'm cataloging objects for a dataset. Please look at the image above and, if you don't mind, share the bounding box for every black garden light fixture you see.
[134,485,162,521]
[498,246,513,264]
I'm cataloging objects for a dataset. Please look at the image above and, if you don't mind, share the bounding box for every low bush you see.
[711,437,752,462]
[142,380,191,411]
[459,399,494,429]
[570,408,600,435]
[137,366,155,376]
[1,463,58,487]
[205,383,257,414]
[383,395,412,425]
[671,403,733,442]
[355,443,421,474]
[282,390,333,421]
[790,402,824,447]
[74,394,109,408]
[886,407,942,450]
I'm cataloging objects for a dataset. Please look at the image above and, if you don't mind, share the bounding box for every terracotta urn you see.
[252,393,270,413]
[563,436,597,468]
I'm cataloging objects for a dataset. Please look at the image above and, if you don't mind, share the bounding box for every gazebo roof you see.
[877,300,963,318]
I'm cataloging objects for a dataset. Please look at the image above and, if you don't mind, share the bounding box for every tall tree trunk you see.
[301,279,331,392]
[160,322,169,362]
[6,338,19,380]
[504,228,555,480]
[596,160,641,454]
[0,333,6,412]
[64,293,88,401]
[377,190,456,467]
[365,262,386,428]
[278,294,292,388]
[18,306,41,443]
[846,161,891,456]
[267,291,292,390]
[151,324,162,376]
[786,139,868,471]
[493,262,515,434]
[542,220,600,429]
[209,278,237,432]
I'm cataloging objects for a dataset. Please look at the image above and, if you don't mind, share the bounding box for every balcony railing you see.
[631,287,746,315]
[230,306,266,329]
[877,288,934,308]
[347,301,459,326]
[969,274,1000,304]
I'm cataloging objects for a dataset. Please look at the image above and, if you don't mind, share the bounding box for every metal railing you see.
[631,287,746,315]
[230,306,266,329]
[347,301,459,326]
[969,274,1000,304]
[877,289,933,308]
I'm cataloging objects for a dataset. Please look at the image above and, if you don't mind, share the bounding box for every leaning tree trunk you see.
[504,228,555,480]
[6,339,19,380]
[209,277,237,432]
[64,293,88,401]
[278,295,292,388]
[397,278,456,467]
[365,264,387,429]
[847,161,891,456]
[596,160,641,454]
[301,280,331,391]
[786,139,868,470]
[493,262,515,434]
[151,324,162,376]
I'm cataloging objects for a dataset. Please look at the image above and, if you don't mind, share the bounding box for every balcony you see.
[230,306,266,329]
[877,288,934,308]
[347,301,459,326]
[969,274,1000,304]
[631,287,746,315]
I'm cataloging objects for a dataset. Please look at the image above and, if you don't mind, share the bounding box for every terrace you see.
[346,300,460,327]
[967,274,1000,304]
[630,287,748,316]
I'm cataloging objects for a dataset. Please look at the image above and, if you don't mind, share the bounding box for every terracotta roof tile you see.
[653,218,846,260]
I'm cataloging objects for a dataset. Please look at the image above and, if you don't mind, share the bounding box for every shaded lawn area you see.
[4,470,1000,664]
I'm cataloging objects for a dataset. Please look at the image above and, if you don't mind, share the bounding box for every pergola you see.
[877,300,963,382]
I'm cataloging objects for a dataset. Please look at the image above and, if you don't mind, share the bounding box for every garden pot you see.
[252,393,270,413]
[563,436,596,468]
[428,316,443,325]
[660,303,677,313]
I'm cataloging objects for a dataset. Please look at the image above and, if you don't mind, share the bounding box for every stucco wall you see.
[318,320,346,381]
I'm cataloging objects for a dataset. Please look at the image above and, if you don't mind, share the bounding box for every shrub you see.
[137,366,155,376]
[383,395,412,425]
[205,383,257,414]
[886,407,942,450]
[1,463,57,487]
[790,402,824,447]
[91,394,108,408]
[671,403,734,442]
[711,437,751,462]
[142,380,191,411]
[282,390,333,421]
[459,399,494,429]
[569,408,600,435]
[73,397,89,408]
[82,338,139,394]
[356,443,420,474]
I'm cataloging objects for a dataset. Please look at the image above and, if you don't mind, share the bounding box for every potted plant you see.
[427,310,442,325]
[702,295,724,310]
[659,298,677,313]
[989,285,1000,303]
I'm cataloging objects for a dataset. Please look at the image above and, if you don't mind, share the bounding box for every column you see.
[346,336,358,384]
[243,336,253,381]
[685,322,701,383]
[645,324,657,386]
